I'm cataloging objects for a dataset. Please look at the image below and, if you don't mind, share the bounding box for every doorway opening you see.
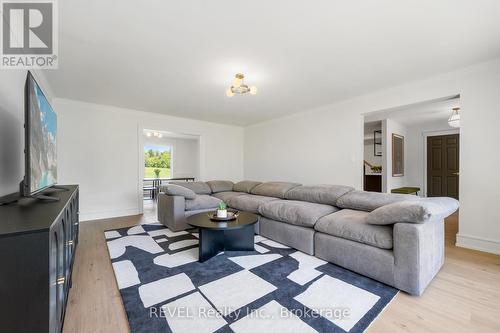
[363,95,460,198]
[363,121,383,192]
[140,129,200,216]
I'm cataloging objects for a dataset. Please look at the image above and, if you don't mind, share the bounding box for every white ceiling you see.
[45,1,500,126]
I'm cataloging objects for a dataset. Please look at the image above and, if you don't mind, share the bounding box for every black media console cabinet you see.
[0,185,79,333]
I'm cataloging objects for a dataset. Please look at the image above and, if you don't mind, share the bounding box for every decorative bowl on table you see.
[208,209,239,221]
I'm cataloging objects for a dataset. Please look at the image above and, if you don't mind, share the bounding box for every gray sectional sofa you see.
[157,180,459,295]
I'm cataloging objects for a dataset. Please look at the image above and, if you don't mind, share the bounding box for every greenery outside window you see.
[144,145,171,178]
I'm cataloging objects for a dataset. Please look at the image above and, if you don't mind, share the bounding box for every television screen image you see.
[26,73,57,194]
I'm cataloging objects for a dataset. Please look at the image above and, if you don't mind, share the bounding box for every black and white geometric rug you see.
[105,223,398,333]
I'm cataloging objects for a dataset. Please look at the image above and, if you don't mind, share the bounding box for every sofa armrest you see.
[393,218,445,295]
[158,193,189,231]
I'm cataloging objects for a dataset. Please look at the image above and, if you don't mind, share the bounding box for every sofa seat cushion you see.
[226,194,279,213]
[171,181,212,195]
[250,181,302,199]
[258,200,338,228]
[336,190,420,212]
[211,191,246,203]
[367,197,459,225]
[285,184,354,205]
[206,180,234,193]
[185,195,222,211]
[315,209,393,249]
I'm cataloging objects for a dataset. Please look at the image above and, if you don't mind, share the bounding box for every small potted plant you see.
[153,168,161,178]
[217,202,228,218]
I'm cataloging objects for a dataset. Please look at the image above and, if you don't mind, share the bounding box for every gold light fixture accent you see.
[226,73,257,97]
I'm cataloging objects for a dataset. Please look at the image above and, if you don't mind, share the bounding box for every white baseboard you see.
[456,234,500,255]
[80,207,142,222]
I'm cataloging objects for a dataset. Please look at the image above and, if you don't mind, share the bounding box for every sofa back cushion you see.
[233,180,262,193]
[258,200,338,228]
[160,184,196,199]
[285,184,354,205]
[366,197,459,225]
[170,181,212,195]
[250,181,301,199]
[206,180,234,193]
[336,190,420,212]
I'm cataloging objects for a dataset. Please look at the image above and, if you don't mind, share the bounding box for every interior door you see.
[427,134,459,199]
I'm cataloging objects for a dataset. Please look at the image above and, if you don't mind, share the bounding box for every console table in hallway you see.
[391,187,420,195]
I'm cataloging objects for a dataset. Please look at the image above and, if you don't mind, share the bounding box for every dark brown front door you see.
[427,134,459,199]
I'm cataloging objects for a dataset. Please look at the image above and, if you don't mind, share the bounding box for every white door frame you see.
[422,128,459,197]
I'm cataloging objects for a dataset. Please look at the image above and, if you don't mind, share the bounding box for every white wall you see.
[172,138,199,179]
[244,58,500,255]
[382,119,408,192]
[245,108,362,187]
[143,135,199,179]
[0,70,54,197]
[56,99,244,221]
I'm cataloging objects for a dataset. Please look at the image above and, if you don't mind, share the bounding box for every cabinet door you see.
[49,221,65,333]
[72,195,80,246]
[49,229,57,333]
[63,210,73,273]
[57,222,66,325]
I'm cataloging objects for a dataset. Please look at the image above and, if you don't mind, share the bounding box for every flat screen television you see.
[21,72,58,196]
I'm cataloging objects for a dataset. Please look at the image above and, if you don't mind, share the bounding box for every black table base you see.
[198,224,254,262]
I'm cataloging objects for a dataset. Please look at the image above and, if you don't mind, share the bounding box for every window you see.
[144,145,171,178]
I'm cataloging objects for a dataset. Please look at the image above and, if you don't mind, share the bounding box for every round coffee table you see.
[187,211,258,262]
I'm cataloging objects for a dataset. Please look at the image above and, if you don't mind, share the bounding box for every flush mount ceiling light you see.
[448,107,460,128]
[146,131,163,138]
[226,73,257,97]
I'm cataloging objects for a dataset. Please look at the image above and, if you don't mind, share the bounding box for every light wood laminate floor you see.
[63,202,500,333]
